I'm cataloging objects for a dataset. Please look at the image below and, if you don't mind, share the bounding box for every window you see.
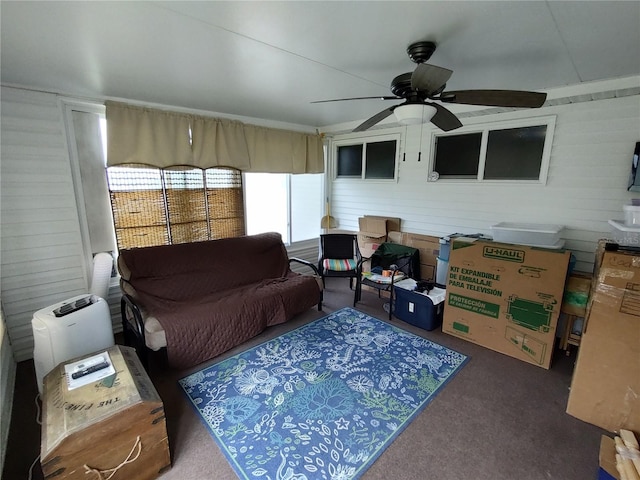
[107,166,245,250]
[431,117,555,182]
[434,133,482,178]
[484,126,546,180]
[244,172,323,244]
[335,135,399,180]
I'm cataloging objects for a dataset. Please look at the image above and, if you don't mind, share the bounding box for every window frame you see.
[61,99,112,284]
[332,132,402,183]
[428,116,556,184]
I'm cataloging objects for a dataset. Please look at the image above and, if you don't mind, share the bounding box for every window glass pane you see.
[337,144,363,177]
[484,126,546,180]
[244,173,289,243]
[434,133,482,177]
[365,140,396,179]
[291,174,323,242]
[107,166,163,191]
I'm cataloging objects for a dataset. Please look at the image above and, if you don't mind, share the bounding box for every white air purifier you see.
[32,294,115,394]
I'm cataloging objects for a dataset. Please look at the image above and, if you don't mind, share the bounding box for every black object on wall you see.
[627,142,640,192]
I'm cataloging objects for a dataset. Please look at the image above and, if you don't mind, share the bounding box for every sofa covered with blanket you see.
[118,232,322,369]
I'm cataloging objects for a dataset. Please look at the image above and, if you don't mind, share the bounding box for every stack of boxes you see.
[356,215,400,263]
[356,216,442,283]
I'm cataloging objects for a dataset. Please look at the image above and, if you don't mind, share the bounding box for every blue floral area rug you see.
[179,307,468,479]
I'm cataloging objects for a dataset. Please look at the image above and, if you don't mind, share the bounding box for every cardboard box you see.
[597,435,619,480]
[357,216,388,260]
[566,243,640,432]
[400,232,441,281]
[362,215,401,234]
[358,216,387,237]
[442,237,570,369]
[357,233,385,259]
[387,231,403,244]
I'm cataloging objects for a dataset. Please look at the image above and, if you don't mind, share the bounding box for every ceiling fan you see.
[313,41,547,132]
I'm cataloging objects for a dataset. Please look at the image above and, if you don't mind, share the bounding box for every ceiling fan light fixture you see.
[394,104,437,125]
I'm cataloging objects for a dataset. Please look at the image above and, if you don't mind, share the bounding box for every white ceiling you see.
[1,1,639,129]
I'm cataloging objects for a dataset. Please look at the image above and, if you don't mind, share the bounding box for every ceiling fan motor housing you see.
[390,73,414,98]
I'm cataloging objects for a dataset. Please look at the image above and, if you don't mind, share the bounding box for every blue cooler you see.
[392,286,446,331]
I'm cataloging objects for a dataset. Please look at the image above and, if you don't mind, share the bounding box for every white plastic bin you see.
[623,204,640,226]
[490,222,564,246]
[608,219,640,246]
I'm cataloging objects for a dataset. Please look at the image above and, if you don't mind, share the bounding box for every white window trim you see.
[59,98,109,286]
[428,115,556,185]
[332,131,402,183]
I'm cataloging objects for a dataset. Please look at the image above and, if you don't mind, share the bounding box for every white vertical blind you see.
[244,173,289,242]
[291,174,323,242]
[70,110,116,254]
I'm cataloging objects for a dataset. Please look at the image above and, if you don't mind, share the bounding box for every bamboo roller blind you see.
[108,166,245,250]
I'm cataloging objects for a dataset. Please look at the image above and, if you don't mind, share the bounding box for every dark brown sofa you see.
[118,232,322,369]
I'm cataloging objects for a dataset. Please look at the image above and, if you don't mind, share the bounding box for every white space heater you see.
[32,294,115,394]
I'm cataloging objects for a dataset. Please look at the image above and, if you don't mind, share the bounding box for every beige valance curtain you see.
[106,102,193,167]
[106,101,324,173]
[244,125,324,174]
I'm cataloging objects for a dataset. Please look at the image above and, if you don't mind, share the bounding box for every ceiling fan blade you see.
[440,90,547,108]
[311,96,400,104]
[430,103,463,132]
[411,64,453,94]
[353,106,397,132]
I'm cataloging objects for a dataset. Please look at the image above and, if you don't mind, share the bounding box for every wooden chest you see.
[41,345,171,480]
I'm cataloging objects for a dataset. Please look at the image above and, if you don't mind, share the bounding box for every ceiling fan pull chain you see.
[403,124,408,161]
[418,116,424,161]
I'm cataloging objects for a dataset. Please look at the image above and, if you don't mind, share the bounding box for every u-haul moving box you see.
[443,237,571,369]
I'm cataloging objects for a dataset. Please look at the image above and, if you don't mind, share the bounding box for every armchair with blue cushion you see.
[318,233,362,307]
